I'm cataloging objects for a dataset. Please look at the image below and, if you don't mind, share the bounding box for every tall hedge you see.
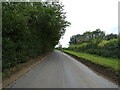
[2,2,70,70]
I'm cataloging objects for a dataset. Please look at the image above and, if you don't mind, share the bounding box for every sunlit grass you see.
[63,50,119,72]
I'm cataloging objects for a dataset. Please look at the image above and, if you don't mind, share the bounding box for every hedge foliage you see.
[68,30,119,58]
[2,2,70,71]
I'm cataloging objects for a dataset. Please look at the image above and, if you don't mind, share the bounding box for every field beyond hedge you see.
[63,50,119,72]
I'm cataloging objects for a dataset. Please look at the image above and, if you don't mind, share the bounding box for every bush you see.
[68,38,119,59]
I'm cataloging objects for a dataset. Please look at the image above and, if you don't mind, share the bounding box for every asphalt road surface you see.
[7,50,118,88]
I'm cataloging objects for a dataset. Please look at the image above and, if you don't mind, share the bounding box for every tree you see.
[105,33,118,40]
[69,29,105,45]
[2,2,70,70]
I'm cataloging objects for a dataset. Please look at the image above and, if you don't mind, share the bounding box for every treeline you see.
[2,2,70,71]
[66,29,119,58]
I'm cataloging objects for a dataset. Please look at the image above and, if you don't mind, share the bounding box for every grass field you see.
[62,50,119,72]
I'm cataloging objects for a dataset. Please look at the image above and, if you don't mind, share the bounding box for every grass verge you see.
[62,50,119,72]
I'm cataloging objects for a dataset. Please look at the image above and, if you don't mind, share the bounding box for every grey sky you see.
[58,0,119,47]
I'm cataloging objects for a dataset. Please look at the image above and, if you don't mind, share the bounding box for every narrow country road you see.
[7,50,118,88]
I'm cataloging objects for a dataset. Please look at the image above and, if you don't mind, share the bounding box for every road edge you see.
[2,52,51,88]
[61,51,119,86]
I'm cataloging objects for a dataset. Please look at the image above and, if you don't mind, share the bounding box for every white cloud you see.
[58,0,119,47]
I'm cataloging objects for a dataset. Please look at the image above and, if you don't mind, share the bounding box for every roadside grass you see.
[62,50,119,72]
[2,64,22,79]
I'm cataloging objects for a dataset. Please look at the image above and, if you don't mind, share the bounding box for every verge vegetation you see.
[67,29,119,59]
[62,50,119,72]
[60,29,119,73]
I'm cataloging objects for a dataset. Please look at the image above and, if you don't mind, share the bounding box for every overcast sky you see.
[57,0,119,47]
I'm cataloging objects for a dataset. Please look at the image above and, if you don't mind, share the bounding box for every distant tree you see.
[105,33,118,40]
[69,29,105,45]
